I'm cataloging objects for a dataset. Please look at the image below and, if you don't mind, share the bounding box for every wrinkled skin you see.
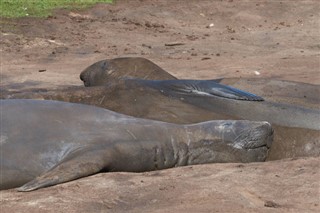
[0,99,273,191]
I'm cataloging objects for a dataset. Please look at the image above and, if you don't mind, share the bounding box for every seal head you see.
[80,57,177,86]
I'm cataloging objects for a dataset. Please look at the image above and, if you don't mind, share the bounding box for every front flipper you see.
[17,149,109,192]
[138,79,264,101]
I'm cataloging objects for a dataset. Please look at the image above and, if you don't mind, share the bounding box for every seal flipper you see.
[193,80,264,101]
[17,149,109,192]
[138,79,264,101]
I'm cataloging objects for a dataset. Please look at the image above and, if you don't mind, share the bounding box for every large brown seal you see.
[0,99,273,191]
[80,57,319,109]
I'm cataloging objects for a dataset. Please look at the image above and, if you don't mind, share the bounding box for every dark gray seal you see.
[0,99,273,191]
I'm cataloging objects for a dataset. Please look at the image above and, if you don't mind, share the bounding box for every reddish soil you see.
[0,0,319,212]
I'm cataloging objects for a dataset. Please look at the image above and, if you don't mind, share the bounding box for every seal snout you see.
[79,71,90,87]
[234,121,273,150]
[80,72,87,83]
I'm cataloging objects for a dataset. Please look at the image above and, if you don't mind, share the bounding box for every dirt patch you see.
[1,0,319,91]
[0,0,319,212]
[1,158,319,213]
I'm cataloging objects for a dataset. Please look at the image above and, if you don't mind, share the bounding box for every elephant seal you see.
[0,99,273,191]
[79,57,320,109]
[79,57,262,100]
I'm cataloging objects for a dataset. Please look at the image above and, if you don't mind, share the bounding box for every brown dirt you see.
[0,0,319,212]
[1,0,319,91]
[1,158,319,213]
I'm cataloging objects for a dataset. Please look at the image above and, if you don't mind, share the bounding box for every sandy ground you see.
[1,158,319,213]
[0,0,319,212]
